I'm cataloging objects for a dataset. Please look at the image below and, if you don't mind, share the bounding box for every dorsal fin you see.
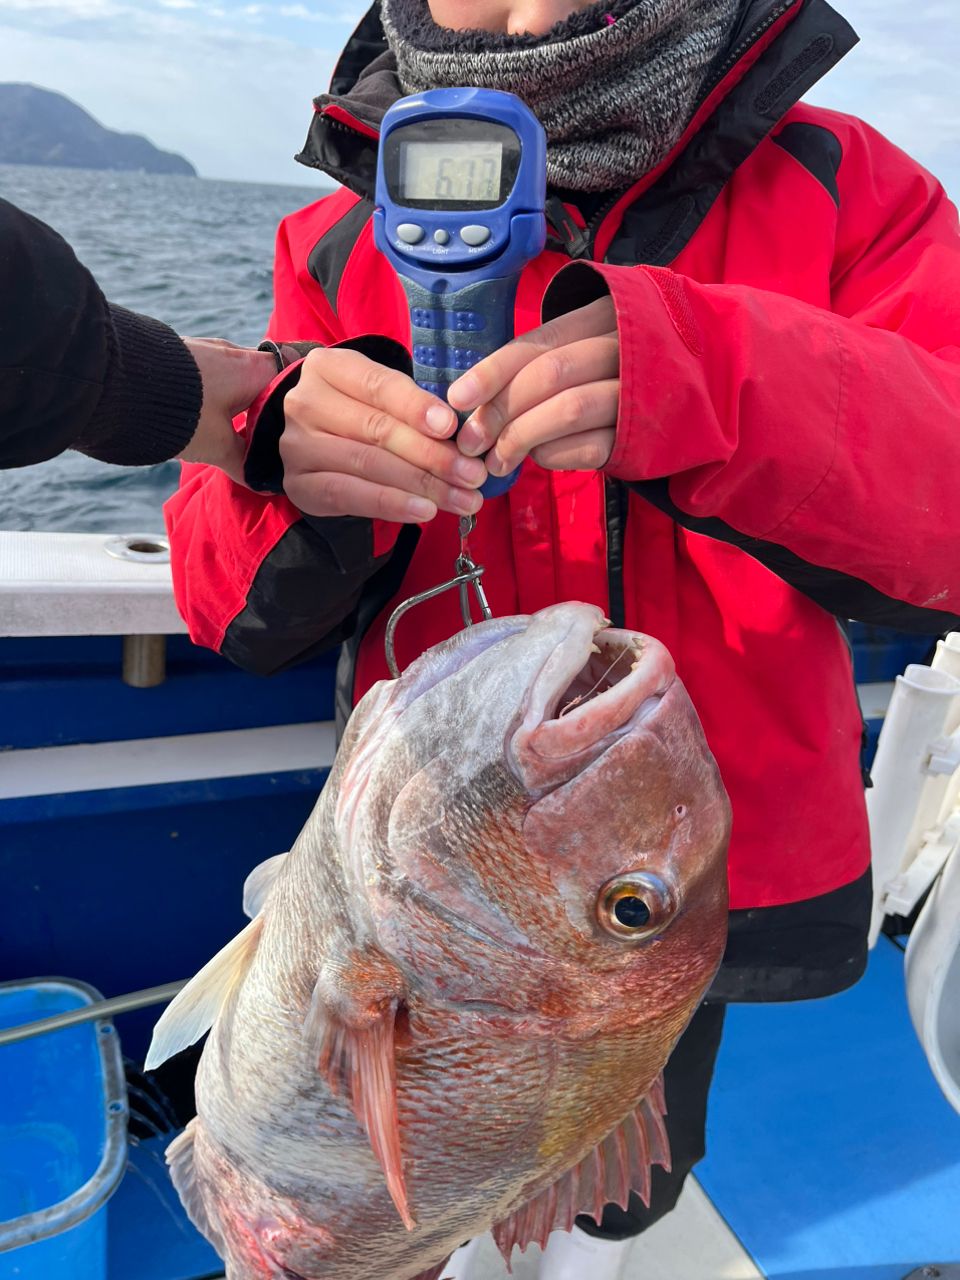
[491,1076,670,1261]
[303,950,412,1230]
[145,915,263,1070]
[242,852,289,918]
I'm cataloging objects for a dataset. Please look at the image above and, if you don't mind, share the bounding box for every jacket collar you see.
[296,0,857,248]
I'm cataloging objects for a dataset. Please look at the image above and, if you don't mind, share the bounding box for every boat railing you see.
[0,529,182,686]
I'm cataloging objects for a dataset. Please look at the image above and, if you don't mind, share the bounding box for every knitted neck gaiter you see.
[379,0,740,190]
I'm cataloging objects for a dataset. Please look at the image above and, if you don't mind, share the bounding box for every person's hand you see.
[447,297,619,476]
[177,338,280,481]
[279,347,487,524]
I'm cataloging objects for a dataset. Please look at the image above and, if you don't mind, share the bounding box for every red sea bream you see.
[146,601,731,1280]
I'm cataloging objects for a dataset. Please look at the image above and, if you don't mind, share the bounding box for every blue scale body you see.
[373,88,547,498]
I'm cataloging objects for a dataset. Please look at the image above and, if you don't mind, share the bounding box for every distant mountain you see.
[0,84,196,176]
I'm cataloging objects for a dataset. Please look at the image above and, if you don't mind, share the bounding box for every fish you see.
[145,601,731,1280]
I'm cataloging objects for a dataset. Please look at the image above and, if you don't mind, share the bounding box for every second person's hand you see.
[280,348,487,524]
[177,337,281,482]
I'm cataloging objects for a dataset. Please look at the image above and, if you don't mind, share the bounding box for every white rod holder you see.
[868,663,960,947]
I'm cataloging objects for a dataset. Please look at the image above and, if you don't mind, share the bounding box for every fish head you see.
[339,601,730,1035]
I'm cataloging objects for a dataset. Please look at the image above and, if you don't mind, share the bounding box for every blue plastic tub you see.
[0,979,127,1279]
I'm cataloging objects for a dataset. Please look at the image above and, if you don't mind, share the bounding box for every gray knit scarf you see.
[379,0,741,191]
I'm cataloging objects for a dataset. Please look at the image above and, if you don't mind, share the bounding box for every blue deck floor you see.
[699,936,960,1280]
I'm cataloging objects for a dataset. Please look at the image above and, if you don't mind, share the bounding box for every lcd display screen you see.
[400,140,504,205]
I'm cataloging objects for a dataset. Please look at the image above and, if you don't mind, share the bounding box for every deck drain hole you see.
[104,534,170,564]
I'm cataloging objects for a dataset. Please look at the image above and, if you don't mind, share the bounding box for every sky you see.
[0,0,957,195]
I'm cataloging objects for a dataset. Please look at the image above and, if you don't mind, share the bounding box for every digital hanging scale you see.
[374,87,547,498]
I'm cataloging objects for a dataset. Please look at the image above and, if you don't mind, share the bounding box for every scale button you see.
[397,223,425,244]
[461,225,491,247]
[433,229,451,245]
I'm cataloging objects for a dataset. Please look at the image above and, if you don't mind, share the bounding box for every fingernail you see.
[452,489,483,516]
[487,453,507,478]
[449,375,479,408]
[457,422,484,457]
[425,404,455,434]
[407,498,436,522]
[453,455,487,486]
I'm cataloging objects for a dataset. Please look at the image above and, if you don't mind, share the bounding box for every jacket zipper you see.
[323,111,368,137]
[704,0,796,94]
[585,192,627,257]
[604,478,629,630]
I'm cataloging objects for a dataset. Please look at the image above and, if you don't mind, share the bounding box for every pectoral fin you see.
[491,1075,670,1261]
[304,949,413,1230]
[242,852,288,918]
[145,916,263,1070]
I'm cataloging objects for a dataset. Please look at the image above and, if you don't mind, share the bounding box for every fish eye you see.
[596,873,678,941]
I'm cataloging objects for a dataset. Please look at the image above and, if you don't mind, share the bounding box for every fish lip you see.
[535,623,675,744]
[507,621,676,786]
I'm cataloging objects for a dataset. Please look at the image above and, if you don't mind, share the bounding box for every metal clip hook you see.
[456,553,492,629]
[384,552,493,679]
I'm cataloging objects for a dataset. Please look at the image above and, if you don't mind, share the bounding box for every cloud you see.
[0,0,363,182]
[0,0,127,20]
[278,3,364,20]
[0,0,116,9]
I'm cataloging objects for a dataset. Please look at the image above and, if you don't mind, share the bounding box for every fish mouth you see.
[508,616,676,789]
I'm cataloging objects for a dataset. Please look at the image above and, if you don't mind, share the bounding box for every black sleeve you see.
[243,333,415,494]
[0,197,202,468]
[223,332,419,678]
[627,478,960,634]
[219,514,420,679]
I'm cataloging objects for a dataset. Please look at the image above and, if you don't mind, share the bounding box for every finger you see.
[285,383,487,491]
[446,296,616,413]
[457,335,619,457]
[485,380,621,476]
[279,342,308,367]
[286,471,438,524]
[281,432,484,521]
[530,428,617,473]
[304,347,459,439]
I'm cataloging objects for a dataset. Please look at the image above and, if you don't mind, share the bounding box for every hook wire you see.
[384,555,492,679]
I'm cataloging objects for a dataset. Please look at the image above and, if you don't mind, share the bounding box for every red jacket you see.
[166,0,960,992]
